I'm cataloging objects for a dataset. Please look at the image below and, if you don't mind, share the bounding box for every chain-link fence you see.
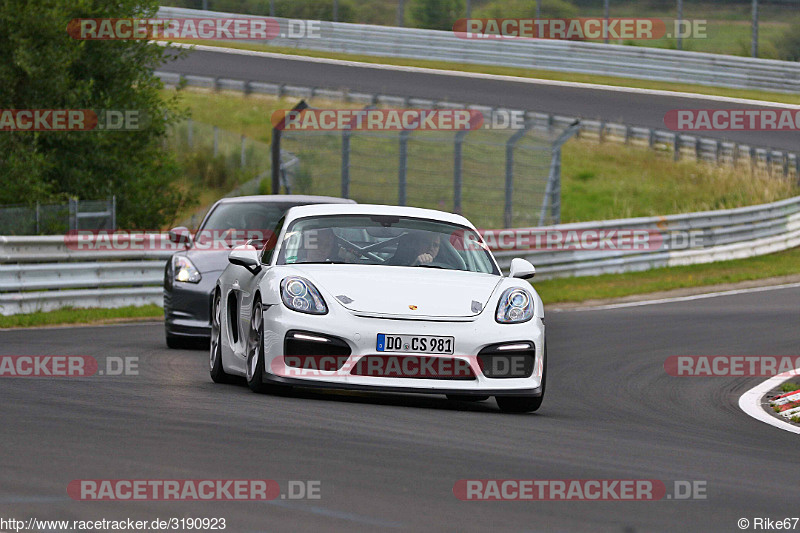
[166,118,271,191]
[277,111,578,229]
[0,198,115,236]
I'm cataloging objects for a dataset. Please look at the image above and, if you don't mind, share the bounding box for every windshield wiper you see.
[415,264,445,269]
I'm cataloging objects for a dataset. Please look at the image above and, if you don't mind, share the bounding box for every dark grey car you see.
[163,195,355,348]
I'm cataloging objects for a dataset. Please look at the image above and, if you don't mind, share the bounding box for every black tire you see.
[496,342,546,414]
[446,394,490,402]
[166,332,195,349]
[209,290,231,383]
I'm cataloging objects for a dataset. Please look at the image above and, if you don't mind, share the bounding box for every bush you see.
[410,0,465,30]
[773,20,800,61]
[474,0,578,19]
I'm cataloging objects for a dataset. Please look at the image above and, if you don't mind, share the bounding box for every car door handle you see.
[232,281,240,290]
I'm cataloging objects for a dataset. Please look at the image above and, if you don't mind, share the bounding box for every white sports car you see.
[210,204,546,413]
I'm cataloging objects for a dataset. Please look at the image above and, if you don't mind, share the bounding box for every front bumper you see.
[163,271,221,339]
[261,303,545,394]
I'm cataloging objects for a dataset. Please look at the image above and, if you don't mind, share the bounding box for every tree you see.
[410,0,464,31]
[0,0,194,228]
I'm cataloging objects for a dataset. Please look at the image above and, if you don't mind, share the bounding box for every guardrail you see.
[158,6,800,94]
[1,195,798,315]
[155,71,800,180]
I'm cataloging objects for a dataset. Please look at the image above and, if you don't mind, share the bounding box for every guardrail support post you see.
[674,134,681,161]
[649,129,655,148]
[398,130,410,206]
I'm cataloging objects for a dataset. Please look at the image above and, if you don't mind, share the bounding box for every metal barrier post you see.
[272,100,308,195]
[341,129,351,198]
[453,129,468,214]
[504,121,535,228]
[540,120,581,226]
[68,198,78,232]
[398,130,410,206]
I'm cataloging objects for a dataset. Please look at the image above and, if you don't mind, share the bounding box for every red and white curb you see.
[769,389,800,419]
[739,370,800,435]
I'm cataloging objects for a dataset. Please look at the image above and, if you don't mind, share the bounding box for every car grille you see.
[284,330,351,371]
[477,342,536,379]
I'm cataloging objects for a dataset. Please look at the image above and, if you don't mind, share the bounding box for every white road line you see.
[739,370,800,435]
[553,282,800,312]
[166,42,800,108]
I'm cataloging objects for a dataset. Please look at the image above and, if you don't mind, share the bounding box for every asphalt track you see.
[161,47,800,152]
[1,286,798,532]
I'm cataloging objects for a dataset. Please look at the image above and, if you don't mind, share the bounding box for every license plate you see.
[376,334,454,355]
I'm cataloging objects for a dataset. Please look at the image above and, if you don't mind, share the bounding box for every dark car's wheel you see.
[209,290,230,383]
[446,394,490,402]
[166,331,197,349]
[496,342,546,414]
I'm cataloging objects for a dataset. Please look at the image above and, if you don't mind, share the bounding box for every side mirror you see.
[228,245,261,274]
[509,258,535,279]
[168,226,192,245]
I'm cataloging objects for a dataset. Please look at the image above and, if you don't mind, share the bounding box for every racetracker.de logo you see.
[64,229,275,252]
[452,18,705,40]
[664,356,800,377]
[67,480,281,501]
[453,480,667,500]
[0,110,143,131]
[0,356,98,377]
[67,18,280,40]
[664,109,800,131]
[272,109,485,131]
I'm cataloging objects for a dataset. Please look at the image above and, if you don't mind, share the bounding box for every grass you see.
[172,39,800,105]
[780,382,800,393]
[532,245,800,304]
[0,305,163,329]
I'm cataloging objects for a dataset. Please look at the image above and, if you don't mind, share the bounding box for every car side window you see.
[261,216,284,265]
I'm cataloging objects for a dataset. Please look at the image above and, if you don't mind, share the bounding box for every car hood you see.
[294,265,503,318]
[182,248,231,273]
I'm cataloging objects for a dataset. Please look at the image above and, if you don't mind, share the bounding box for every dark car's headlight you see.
[281,277,327,314]
[495,287,534,324]
[172,256,202,283]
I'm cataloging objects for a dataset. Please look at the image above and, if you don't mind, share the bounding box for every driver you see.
[389,231,443,266]
[411,232,441,266]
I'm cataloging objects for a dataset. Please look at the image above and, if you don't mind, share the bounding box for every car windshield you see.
[277,214,499,275]
[194,202,301,247]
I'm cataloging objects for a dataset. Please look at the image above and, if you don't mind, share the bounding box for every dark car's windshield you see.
[277,214,499,275]
[194,202,302,247]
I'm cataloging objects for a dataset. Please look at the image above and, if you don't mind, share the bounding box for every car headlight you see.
[173,256,201,283]
[496,287,534,324]
[281,277,327,315]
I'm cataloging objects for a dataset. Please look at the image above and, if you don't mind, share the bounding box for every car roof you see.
[282,203,476,229]
[216,195,356,205]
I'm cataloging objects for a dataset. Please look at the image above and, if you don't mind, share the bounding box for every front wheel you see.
[496,342,546,414]
[209,290,230,383]
[245,300,291,395]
